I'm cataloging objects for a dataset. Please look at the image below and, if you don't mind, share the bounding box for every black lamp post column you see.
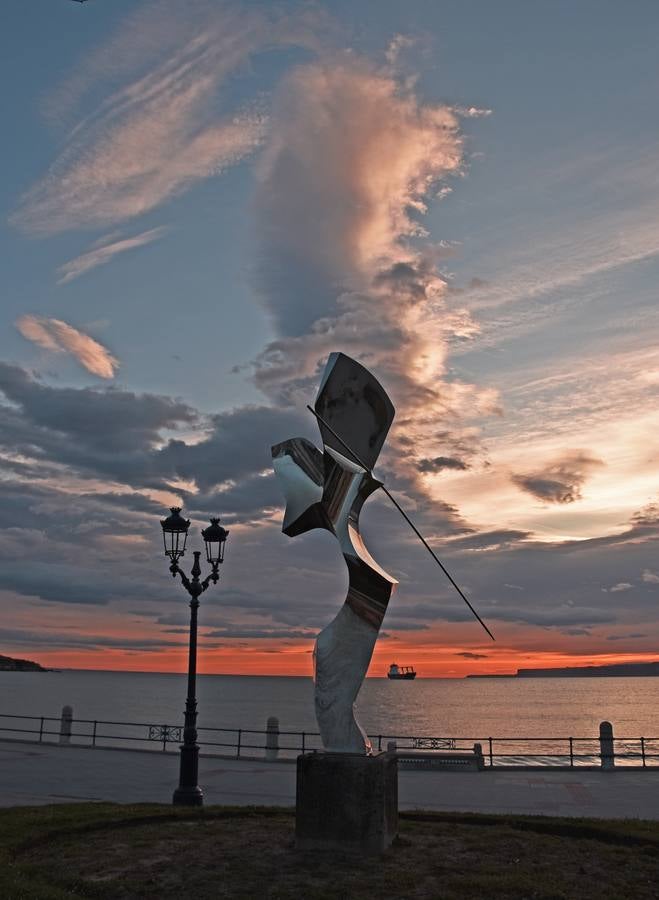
[160,509,229,808]
[174,551,203,806]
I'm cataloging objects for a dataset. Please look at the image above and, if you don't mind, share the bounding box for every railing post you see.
[599,721,615,770]
[301,731,306,753]
[163,725,168,752]
[59,706,73,745]
[488,737,494,767]
[265,716,279,761]
[378,735,382,752]
[92,721,97,748]
[38,717,44,743]
[641,737,646,768]
[236,729,242,759]
[569,737,574,767]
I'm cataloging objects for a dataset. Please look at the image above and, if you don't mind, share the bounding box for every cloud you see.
[157,404,309,493]
[56,227,168,283]
[203,627,316,640]
[385,34,417,66]
[2,373,659,648]
[0,565,140,606]
[642,568,659,583]
[250,53,499,507]
[417,456,469,473]
[8,9,659,664]
[453,105,492,119]
[0,627,186,651]
[606,633,648,641]
[490,606,617,627]
[10,3,292,234]
[0,362,197,485]
[0,362,312,511]
[10,7,498,528]
[253,57,463,333]
[444,529,531,551]
[511,450,604,504]
[609,582,633,593]
[15,316,119,378]
[455,651,488,659]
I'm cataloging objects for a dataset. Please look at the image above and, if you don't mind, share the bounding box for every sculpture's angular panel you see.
[315,352,395,471]
[272,353,397,754]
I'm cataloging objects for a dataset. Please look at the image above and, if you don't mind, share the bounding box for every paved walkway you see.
[1,740,658,819]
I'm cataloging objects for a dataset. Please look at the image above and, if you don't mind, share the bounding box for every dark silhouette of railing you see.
[1,712,657,768]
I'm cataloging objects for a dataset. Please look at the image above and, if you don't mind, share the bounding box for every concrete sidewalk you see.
[1,739,657,820]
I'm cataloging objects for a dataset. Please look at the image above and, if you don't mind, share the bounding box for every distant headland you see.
[467,661,659,678]
[0,654,48,672]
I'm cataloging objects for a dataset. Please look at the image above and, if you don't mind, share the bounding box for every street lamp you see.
[160,507,229,806]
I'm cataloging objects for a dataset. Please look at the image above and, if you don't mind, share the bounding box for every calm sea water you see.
[2,670,659,740]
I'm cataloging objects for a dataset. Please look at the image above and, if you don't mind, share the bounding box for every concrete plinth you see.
[295,751,398,854]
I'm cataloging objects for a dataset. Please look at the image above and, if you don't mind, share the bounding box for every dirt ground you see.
[5,805,659,899]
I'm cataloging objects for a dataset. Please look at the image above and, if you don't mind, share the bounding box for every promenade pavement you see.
[1,739,658,820]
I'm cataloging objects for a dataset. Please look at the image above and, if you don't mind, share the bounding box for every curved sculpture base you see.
[314,604,378,754]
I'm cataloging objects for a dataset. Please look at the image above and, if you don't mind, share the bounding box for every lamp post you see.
[160,507,229,806]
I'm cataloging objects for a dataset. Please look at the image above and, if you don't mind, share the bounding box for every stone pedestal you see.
[296,751,398,854]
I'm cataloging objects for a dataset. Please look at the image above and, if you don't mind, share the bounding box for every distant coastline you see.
[0,654,49,672]
[467,661,659,678]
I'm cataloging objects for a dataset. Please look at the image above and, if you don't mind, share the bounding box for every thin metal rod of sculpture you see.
[272,353,397,754]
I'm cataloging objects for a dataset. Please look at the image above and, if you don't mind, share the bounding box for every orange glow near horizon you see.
[15,641,659,678]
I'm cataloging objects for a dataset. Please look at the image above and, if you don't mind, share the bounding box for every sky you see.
[2,0,659,677]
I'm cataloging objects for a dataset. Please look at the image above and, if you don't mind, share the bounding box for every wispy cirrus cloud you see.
[56,227,168,284]
[15,316,119,379]
[10,2,285,235]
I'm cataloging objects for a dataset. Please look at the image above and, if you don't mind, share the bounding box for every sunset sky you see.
[2,0,659,677]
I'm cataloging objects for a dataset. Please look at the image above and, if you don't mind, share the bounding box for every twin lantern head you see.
[160,507,228,567]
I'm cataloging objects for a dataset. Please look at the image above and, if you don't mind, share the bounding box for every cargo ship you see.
[387,663,416,680]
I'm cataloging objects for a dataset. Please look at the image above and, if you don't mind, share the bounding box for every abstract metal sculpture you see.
[272,353,397,754]
[273,352,494,756]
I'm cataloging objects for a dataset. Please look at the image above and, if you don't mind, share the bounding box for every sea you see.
[2,670,659,743]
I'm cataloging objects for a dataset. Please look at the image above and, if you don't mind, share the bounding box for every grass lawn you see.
[1,803,658,899]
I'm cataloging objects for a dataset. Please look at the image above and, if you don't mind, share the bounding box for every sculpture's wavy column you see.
[271,352,398,755]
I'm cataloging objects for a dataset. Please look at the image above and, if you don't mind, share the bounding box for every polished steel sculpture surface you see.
[272,352,397,754]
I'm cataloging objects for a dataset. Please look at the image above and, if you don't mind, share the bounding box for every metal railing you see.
[1,713,658,768]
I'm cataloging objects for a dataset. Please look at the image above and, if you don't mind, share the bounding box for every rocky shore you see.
[0,654,48,672]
